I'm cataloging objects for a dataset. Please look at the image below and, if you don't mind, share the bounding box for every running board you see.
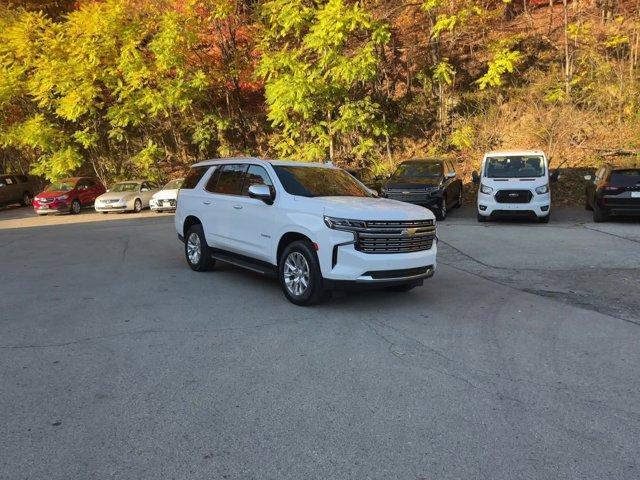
[210,249,278,278]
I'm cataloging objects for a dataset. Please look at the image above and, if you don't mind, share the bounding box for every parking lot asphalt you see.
[1,207,639,480]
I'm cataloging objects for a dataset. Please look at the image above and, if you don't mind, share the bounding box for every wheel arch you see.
[183,215,202,239]
[277,231,314,264]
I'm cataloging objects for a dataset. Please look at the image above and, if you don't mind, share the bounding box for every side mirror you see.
[386,173,392,179]
[141,187,149,192]
[446,172,456,179]
[471,171,480,185]
[248,184,274,205]
[550,170,560,183]
[584,174,593,181]
[367,188,379,197]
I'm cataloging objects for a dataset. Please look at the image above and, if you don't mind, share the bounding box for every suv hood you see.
[300,196,435,221]
[385,177,442,188]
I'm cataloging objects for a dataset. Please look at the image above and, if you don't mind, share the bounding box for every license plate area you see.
[631,192,640,198]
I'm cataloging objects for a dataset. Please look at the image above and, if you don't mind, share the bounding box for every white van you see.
[472,150,558,223]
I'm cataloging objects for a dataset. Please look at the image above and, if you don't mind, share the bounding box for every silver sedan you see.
[94,180,159,213]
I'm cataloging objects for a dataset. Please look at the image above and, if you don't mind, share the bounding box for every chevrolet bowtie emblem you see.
[404,227,418,237]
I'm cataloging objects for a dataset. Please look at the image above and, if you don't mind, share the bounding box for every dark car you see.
[585,165,640,222]
[33,177,106,215]
[0,174,37,207]
[380,159,463,220]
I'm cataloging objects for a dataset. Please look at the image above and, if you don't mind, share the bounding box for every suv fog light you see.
[541,205,549,212]
[479,205,487,211]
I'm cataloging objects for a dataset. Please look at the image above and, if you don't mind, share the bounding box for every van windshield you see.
[485,156,545,178]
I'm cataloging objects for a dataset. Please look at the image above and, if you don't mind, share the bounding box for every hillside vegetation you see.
[1,0,639,202]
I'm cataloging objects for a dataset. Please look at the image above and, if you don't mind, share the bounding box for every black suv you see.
[0,174,37,208]
[585,164,640,222]
[380,159,463,220]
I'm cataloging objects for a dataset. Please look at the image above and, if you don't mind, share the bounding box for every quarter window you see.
[182,166,210,189]
[242,165,273,196]
[211,164,248,195]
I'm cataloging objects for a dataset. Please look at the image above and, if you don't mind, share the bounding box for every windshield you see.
[46,181,75,192]
[393,161,443,178]
[111,182,140,192]
[273,166,372,198]
[485,156,545,178]
[163,179,183,190]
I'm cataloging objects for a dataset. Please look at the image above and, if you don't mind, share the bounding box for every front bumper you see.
[95,200,128,212]
[33,200,70,214]
[321,233,438,283]
[477,191,550,218]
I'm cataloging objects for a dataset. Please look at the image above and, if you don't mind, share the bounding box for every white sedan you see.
[150,178,183,212]
[95,180,159,213]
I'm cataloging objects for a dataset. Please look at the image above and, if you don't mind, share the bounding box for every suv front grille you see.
[354,219,436,254]
[385,189,433,202]
[495,189,533,204]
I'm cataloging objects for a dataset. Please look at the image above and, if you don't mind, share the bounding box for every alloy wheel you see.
[283,251,310,297]
[186,232,201,265]
[72,200,81,214]
[23,193,32,206]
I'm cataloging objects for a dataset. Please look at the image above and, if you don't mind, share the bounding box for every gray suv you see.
[0,174,37,207]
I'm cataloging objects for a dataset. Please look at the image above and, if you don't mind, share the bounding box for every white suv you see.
[175,158,437,305]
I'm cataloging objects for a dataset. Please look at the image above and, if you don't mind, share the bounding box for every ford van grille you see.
[495,190,533,204]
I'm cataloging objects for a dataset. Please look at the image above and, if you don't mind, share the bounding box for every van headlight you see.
[480,184,493,195]
[535,184,549,194]
[323,216,366,230]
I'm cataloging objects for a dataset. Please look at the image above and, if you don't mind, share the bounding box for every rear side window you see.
[16,175,28,183]
[182,166,210,189]
[610,169,640,186]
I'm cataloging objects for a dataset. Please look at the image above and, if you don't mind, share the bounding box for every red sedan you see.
[33,177,106,215]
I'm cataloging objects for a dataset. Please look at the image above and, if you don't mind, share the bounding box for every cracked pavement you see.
[1,207,639,480]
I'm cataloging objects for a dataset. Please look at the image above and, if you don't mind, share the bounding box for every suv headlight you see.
[535,184,549,194]
[480,184,493,195]
[323,216,366,230]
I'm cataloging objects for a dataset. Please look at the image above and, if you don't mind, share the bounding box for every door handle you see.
[233,205,243,210]
[203,200,211,205]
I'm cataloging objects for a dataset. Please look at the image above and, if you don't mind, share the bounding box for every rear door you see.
[202,163,248,252]
[3,176,19,203]
[76,179,93,206]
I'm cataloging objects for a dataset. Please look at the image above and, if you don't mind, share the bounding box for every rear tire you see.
[185,224,216,272]
[584,193,593,211]
[21,192,33,207]
[279,240,325,306]
[455,188,463,208]
[593,202,608,223]
[133,198,142,213]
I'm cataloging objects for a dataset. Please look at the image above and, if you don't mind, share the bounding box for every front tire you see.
[386,283,418,293]
[279,240,325,306]
[538,214,550,224]
[70,199,81,215]
[436,197,447,221]
[185,224,216,272]
[477,212,487,222]
[133,198,142,213]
